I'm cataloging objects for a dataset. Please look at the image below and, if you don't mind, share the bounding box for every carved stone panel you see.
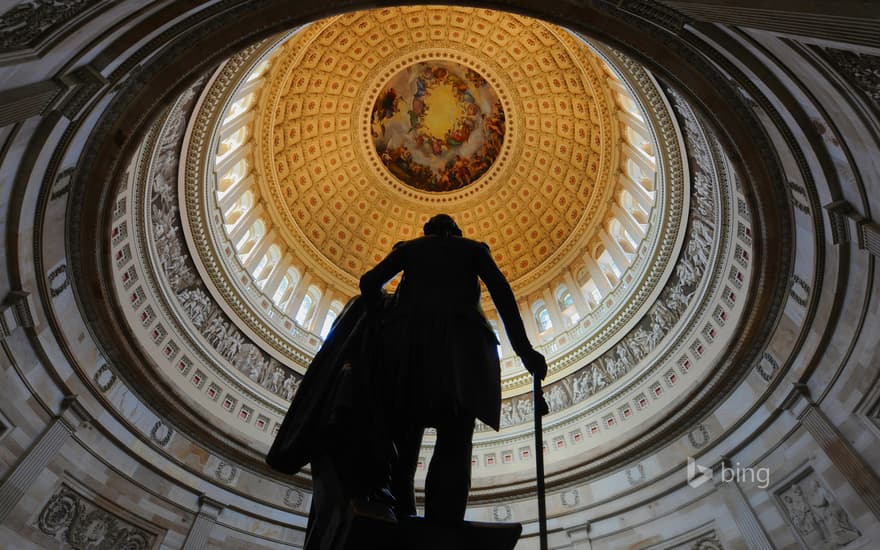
[774,468,862,550]
[0,0,100,54]
[820,48,880,114]
[34,483,159,549]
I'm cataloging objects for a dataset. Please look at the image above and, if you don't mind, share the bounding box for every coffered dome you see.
[119,6,731,490]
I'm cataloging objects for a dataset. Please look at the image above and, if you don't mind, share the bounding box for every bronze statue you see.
[360,213,547,521]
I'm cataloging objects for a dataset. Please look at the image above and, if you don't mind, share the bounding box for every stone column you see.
[0,79,63,127]
[562,271,590,316]
[262,254,294,296]
[1,290,36,340]
[214,137,248,176]
[542,288,565,331]
[783,384,880,520]
[182,495,224,550]
[309,289,334,333]
[655,1,880,49]
[566,523,593,550]
[285,272,313,318]
[217,174,253,215]
[599,229,631,271]
[243,229,276,273]
[618,173,654,212]
[583,255,612,296]
[613,203,646,241]
[0,396,86,522]
[715,459,774,550]
[227,204,264,245]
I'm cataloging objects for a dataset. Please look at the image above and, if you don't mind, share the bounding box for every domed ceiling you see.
[252,7,621,285]
[108,6,753,489]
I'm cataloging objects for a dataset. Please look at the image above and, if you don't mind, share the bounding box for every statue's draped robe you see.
[266,296,392,550]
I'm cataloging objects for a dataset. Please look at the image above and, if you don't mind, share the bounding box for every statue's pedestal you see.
[345,510,522,549]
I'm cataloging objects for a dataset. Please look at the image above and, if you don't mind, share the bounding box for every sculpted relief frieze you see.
[490,83,727,431]
[145,74,304,405]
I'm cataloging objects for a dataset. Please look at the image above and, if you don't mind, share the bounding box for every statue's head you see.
[424,213,462,238]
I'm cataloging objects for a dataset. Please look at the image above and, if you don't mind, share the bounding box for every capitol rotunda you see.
[0,2,879,549]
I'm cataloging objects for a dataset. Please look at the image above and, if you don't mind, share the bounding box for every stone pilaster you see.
[0,396,85,522]
[715,460,774,550]
[783,384,880,520]
[182,495,224,550]
[0,290,36,340]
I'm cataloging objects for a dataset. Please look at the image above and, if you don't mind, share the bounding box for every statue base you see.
[344,509,522,549]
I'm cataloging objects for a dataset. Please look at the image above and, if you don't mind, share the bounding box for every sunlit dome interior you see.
[7,1,877,548]
[141,5,736,487]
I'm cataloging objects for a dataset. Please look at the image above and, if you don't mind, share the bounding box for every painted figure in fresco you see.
[371,62,506,192]
[359,214,547,521]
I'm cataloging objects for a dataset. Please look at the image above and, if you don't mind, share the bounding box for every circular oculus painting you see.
[371,61,505,192]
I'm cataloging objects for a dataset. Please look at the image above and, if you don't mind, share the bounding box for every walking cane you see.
[533,375,550,550]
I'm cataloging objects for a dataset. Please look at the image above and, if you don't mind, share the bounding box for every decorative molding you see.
[93,363,117,392]
[35,483,159,550]
[0,290,36,339]
[47,263,70,298]
[0,0,105,59]
[182,495,224,550]
[824,200,880,258]
[0,415,76,523]
[687,424,710,448]
[561,488,581,507]
[55,64,109,121]
[819,48,880,113]
[716,469,773,550]
[625,463,647,486]
[283,488,305,510]
[784,385,880,521]
[0,79,62,126]
[149,421,174,448]
[772,467,862,550]
[492,504,513,521]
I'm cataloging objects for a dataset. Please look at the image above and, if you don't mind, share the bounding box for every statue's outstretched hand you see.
[522,349,547,380]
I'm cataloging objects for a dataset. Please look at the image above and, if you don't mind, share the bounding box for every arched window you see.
[582,279,601,305]
[616,93,642,118]
[609,219,637,258]
[295,286,321,327]
[223,93,255,124]
[319,300,344,339]
[319,310,337,339]
[253,245,281,285]
[598,249,621,284]
[246,59,270,82]
[534,301,552,333]
[556,286,574,312]
[219,158,248,193]
[273,267,299,307]
[294,294,313,326]
[224,189,254,226]
[237,219,265,256]
[625,127,653,157]
[556,285,580,326]
[218,126,248,158]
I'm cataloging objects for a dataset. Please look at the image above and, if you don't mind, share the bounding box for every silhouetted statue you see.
[360,213,547,521]
[266,296,396,550]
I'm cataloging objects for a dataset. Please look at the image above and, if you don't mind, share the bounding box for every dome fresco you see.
[371,61,505,192]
